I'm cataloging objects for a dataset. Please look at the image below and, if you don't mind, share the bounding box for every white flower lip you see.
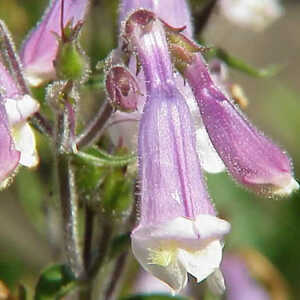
[131,215,230,293]
[5,95,39,125]
[207,268,226,295]
[12,123,39,168]
[4,95,39,168]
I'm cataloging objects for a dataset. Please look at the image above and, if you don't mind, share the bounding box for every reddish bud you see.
[106,66,140,112]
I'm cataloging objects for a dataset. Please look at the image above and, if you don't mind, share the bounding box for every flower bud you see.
[20,0,89,86]
[105,66,140,112]
[54,40,86,80]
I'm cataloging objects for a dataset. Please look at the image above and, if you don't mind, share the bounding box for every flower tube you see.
[117,0,226,174]
[182,53,298,196]
[125,10,230,293]
[20,0,89,86]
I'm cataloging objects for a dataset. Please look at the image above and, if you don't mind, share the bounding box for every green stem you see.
[75,151,136,167]
[104,252,128,300]
[89,220,114,278]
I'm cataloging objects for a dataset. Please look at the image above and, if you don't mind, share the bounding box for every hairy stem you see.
[104,252,128,300]
[57,153,84,278]
[84,206,95,272]
[55,106,84,278]
[76,102,113,149]
[89,220,114,278]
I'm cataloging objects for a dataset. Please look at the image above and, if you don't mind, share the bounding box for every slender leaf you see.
[74,150,136,167]
[213,48,282,77]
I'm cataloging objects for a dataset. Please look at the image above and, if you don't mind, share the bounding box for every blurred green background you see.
[0,0,299,299]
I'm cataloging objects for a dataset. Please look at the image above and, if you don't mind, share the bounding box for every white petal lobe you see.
[12,123,39,167]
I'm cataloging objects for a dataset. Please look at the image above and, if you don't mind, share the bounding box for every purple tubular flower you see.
[221,254,270,300]
[117,0,226,175]
[0,61,39,186]
[20,0,89,86]
[184,54,298,196]
[119,0,193,36]
[0,99,20,185]
[113,0,195,151]
[125,10,230,293]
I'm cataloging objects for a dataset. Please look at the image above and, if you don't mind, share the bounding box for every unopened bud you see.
[21,0,89,86]
[55,41,86,80]
[106,66,140,112]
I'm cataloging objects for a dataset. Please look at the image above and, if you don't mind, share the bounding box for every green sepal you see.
[34,264,77,300]
[212,48,282,78]
[55,42,85,80]
[121,294,190,300]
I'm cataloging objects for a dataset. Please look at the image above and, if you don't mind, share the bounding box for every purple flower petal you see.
[21,0,89,86]
[184,54,298,196]
[0,101,20,185]
[119,0,193,36]
[0,61,22,99]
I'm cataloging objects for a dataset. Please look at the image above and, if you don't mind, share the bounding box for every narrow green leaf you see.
[94,147,135,161]
[34,264,77,300]
[74,150,136,167]
[213,48,282,78]
[121,294,190,300]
